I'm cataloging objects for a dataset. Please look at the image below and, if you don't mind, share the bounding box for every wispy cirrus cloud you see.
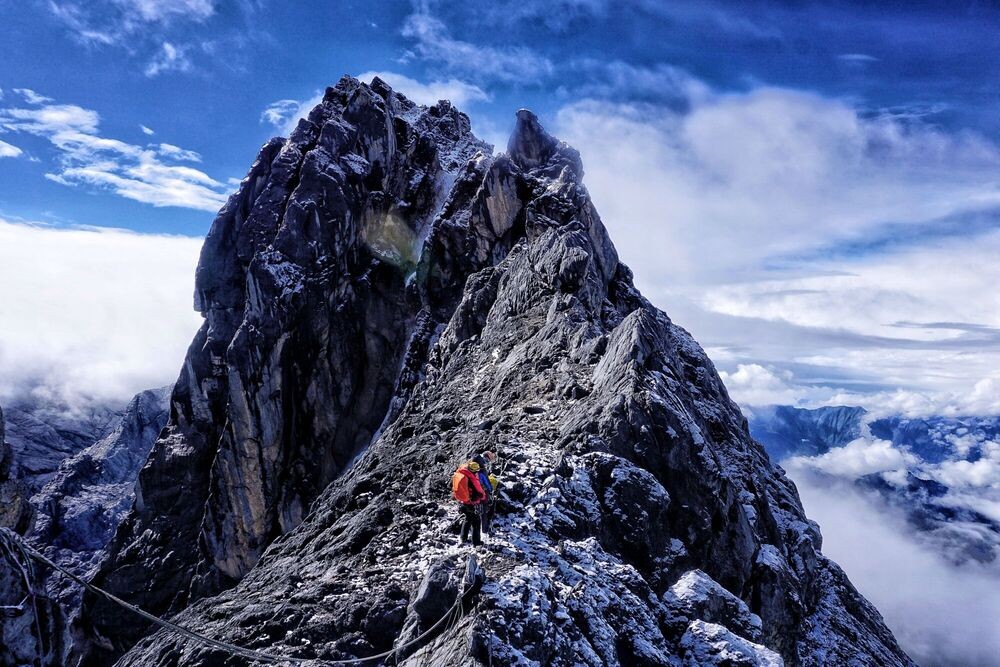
[401,5,553,83]
[48,0,215,45]
[144,41,192,77]
[357,70,489,107]
[0,94,229,211]
[13,88,54,104]
[46,0,255,79]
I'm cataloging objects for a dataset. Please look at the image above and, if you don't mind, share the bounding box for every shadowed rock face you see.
[0,406,34,535]
[84,76,911,666]
[2,404,57,665]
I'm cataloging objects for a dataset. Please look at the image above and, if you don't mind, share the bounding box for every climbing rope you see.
[0,527,480,666]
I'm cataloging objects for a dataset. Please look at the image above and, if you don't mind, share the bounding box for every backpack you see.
[451,466,485,504]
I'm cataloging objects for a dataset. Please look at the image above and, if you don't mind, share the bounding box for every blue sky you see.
[3,0,998,235]
[2,0,1000,415]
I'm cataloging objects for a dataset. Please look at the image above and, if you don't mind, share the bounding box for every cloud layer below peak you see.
[0,219,202,409]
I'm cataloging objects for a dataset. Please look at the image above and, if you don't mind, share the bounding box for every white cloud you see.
[157,142,201,162]
[793,475,1000,667]
[140,124,155,135]
[719,363,828,407]
[0,97,229,211]
[260,96,322,137]
[933,441,1000,489]
[701,231,1000,343]
[357,70,489,107]
[124,0,214,23]
[837,53,879,63]
[565,60,712,104]
[0,140,22,158]
[556,89,1000,286]
[828,380,1000,419]
[401,9,553,83]
[554,82,1000,414]
[0,219,203,408]
[144,42,192,77]
[49,0,214,45]
[789,436,917,477]
[13,88,54,104]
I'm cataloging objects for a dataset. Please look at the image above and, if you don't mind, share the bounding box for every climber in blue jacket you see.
[469,450,498,534]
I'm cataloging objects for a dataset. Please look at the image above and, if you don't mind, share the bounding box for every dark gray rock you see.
[33,387,170,569]
[746,405,866,461]
[0,405,34,535]
[81,77,911,667]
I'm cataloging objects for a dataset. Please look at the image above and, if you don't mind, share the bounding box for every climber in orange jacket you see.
[452,460,487,546]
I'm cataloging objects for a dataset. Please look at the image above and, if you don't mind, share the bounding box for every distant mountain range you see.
[747,405,1000,568]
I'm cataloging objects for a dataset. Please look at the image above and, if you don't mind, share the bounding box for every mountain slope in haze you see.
[2,401,120,492]
[79,76,911,666]
[749,406,1000,567]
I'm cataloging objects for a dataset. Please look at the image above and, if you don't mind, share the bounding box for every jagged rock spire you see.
[507,108,558,169]
[83,77,912,667]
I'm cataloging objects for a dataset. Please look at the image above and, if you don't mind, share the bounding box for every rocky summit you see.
[63,76,914,666]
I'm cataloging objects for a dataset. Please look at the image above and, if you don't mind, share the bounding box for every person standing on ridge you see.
[452,459,487,546]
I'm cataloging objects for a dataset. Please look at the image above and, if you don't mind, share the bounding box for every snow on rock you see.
[679,620,783,667]
[664,569,763,642]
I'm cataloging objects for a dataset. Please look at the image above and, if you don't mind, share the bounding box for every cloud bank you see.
[793,475,1000,667]
[0,219,203,408]
[554,86,1000,415]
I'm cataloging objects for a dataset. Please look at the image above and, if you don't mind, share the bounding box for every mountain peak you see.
[73,78,911,667]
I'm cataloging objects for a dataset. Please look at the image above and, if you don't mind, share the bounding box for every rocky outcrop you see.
[85,77,911,666]
[2,388,169,666]
[1,405,34,534]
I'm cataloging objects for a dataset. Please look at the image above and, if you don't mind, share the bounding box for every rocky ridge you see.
[76,76,913,666]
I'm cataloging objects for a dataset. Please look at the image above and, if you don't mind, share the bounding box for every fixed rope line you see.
[0,528,478,666]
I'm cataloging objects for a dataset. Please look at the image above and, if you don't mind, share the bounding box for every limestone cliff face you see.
[85,77,912,666]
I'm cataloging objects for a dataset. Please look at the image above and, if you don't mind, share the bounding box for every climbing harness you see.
[0,527,480,666]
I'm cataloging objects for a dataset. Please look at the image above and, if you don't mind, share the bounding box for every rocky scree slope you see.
[86,76,911,666]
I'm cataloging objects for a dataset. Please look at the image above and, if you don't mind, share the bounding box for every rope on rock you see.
[0,527,479,666]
